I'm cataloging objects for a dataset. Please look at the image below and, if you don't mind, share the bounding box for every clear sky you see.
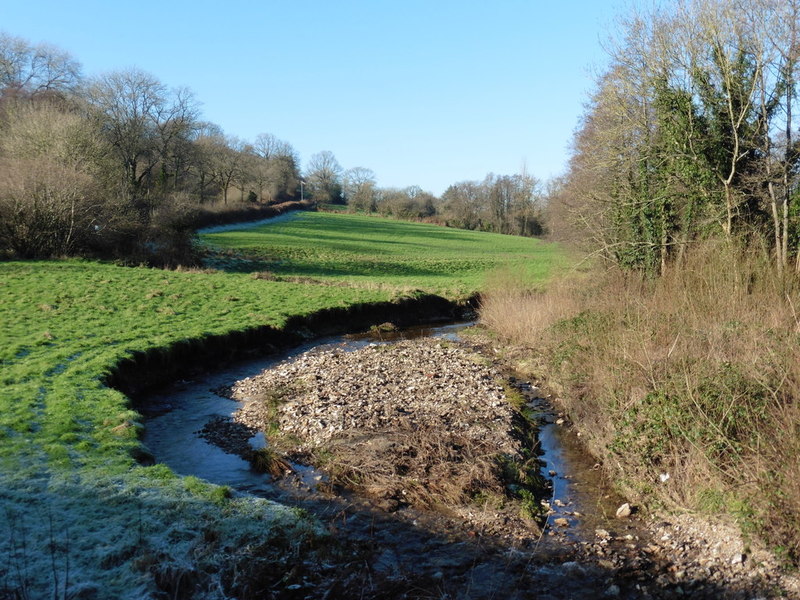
[2,1,633,195]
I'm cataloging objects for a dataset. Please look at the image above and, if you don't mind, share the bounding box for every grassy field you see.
[200,211,562,296]
[0,212,563,598]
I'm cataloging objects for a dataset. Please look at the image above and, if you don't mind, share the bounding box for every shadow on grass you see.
[2,465,781,600]
[205,251,460,280]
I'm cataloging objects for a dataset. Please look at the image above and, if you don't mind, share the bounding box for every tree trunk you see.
[784,72,793,273]
[724,184,734,238]
[768,181,783,271]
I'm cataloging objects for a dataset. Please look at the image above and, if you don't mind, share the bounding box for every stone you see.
[615,503,632,519]
[559,561,586,576]
[595,528,611,540]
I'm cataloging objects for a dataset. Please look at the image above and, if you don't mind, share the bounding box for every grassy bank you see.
[0,212,563,598]
[480,241,800,563]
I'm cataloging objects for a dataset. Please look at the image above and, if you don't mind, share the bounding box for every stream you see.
[140,323,467,496]
[139,322,642,598]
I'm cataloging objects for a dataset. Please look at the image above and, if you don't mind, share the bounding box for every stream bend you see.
[140,323,643,598]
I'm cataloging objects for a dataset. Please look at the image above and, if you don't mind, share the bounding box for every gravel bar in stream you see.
[224,338,544,539]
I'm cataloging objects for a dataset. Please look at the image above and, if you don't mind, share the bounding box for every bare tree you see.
[208,135,244,205]
[152,86,200,192]
[253,133,294,160]
[0,102,111,256]
[746,0,800,271]
[0,100,106,172]
[343,167,376,211]
[251,133,300,202]
[439,172,543,236]
[191,123,224,204]
[0,32,81,98]
[512,169,544,236]
[305,150,343,204]
[441,181,484,230]
[84,68,199,207]
[0,158,100,256]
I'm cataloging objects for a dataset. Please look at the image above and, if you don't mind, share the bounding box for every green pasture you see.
[0,212,565,597]
[0,260,392,469]
[200,211,562,296]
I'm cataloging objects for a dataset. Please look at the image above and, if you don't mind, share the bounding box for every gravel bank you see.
[226,338,543,537]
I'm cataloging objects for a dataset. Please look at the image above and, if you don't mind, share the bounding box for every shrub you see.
[0,157,103,257]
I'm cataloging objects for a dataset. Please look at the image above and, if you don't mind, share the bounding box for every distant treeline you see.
[331,172,546,238]
[0,32,547,264]
[0,32,311,264]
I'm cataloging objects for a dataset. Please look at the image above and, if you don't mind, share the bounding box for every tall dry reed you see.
[481,240,800,561]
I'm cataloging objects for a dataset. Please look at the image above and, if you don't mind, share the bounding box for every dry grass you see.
[480,276,584,343]
[307,425,514,510]
[480,240,800,562]
[250,447,292,477]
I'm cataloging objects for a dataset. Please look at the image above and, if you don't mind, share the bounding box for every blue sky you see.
[3,1,633,195]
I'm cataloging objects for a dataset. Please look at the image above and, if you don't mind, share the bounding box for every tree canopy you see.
[551,0,800,274]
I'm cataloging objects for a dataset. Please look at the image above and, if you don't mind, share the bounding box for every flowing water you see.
[140,323,464,488]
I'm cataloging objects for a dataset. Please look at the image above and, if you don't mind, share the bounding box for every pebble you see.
[220,338,544,540]
[554,517,570,528]
[230,340,520,458]
[615,503,632,519]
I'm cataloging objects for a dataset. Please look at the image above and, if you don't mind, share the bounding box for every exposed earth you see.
[197,333,799,599]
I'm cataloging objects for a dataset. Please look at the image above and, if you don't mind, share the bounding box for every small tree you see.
[343,167,376,211]
[0,101,119,257]
[251,133,300,203]
[305,150,343,204]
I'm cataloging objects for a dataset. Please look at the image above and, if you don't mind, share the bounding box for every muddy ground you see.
[199,334,799,599]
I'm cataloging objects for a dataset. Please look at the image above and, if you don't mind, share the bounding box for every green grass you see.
[0,260,392,470]
[0,212,565,597]
[200,211,563,296]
